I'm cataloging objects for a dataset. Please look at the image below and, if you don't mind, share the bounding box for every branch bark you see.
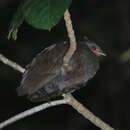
[64,94,114,130]
[63,10,77,67]
[0,99,68,129]
[0,54,25,73]
[63,9,114,130]
[0,53,114,130]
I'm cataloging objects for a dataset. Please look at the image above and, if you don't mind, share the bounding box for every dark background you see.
[0,0,130,130]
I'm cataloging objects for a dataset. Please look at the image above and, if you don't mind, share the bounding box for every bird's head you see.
[87,42,106,56]
[84,37,106,56]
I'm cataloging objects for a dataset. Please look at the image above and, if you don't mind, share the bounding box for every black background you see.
[0,0,130,130]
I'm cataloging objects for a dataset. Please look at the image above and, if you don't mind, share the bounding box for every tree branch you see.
[0,54,25,73]
[0,54,115,130]
[63,94,114,130]
[0,98,68,129]
[63,9,114,130]
[63,10,77,67]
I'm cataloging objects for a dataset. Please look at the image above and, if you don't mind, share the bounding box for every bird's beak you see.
[93,49,107,56]
[97,51,106,56]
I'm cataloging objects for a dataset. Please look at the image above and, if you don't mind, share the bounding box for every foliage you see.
[8,0,72,40]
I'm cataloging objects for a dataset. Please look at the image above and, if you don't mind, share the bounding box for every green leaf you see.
[23,0,72,30]
[8,0,72,40]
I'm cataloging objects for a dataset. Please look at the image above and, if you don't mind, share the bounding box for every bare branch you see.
[63,94,114,130]
[0,98,69,129]
[0,54,25,73]
[0,54,115,130]
[63,10,77,67]
[63,9,115,130]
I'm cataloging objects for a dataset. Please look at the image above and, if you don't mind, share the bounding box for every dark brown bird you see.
[17,39,106,102]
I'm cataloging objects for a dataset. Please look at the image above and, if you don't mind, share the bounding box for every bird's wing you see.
[17,43,68,96]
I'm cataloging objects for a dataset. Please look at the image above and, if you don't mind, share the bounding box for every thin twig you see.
[63,9,114,130]
[0,98,69,129]
[63,10,77,67]
[0,54,25,73]
[63,94,114,130]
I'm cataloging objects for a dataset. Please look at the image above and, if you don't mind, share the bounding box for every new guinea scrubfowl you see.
[17,38,106,102]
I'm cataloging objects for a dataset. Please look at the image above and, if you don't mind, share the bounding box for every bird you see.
[17,38,106,102]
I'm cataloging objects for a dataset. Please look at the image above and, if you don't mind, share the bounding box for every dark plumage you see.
[17,39,105,102]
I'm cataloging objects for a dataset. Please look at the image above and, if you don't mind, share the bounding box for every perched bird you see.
[17,39,106,102]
